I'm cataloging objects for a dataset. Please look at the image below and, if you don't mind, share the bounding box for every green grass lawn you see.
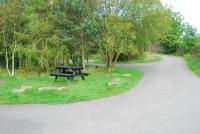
[0,67,143,104]
[117,55,161,64]
[91,53,161,64]
[184,55,200,76]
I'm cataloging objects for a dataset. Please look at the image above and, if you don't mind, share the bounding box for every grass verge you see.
[0,67,143,104]
[117,55,161,64]
[184,55,200,76]
[91,53,161,64]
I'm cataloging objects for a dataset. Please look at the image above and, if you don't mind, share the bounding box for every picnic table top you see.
[56,66,84,70]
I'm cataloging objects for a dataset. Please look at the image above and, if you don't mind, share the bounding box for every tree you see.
[0,0,198,75]
[16,0,67,72]
[161,12,183,54]
[127,0,170,53]
[56,0,98,70]
[181,23,199,53]
[95,0,136,71]
[97,15,135,71]
[142,7,172,52]
[0,0,24,76]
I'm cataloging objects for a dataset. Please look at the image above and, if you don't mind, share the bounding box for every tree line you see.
[0,0,200,76]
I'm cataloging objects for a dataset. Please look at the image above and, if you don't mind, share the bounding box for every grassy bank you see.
[184,55,200,76]
[0,67,143,104]
[91,53,161,64]
[117,54,161,64]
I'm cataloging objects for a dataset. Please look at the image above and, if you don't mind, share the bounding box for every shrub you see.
[118,45,140,61]
[191,45,200,59]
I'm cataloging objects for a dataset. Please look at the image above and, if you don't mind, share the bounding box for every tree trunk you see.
[11,15,17,77]
[81,46,85,72]
[11,36,17,77]
[80,30,85,72]
[11,50,15,77]
[5,48,11,76]
[86,55,89,65]
[107,55,113,72]
[108,52,120,72]
[105,52,114,72]
[2,30,11,76]
[149,45,151,53]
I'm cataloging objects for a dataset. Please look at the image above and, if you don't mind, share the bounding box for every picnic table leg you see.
[66,76,74,81]
[81,76,85,80]
[55,76,58,81]
[58,68,62,73]
[70,76,74,81]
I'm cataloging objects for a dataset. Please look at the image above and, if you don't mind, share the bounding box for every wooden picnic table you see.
[56,66,83,73]
[50,66,89,81]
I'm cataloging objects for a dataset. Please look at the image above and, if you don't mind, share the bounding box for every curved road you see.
[1,55,200,134]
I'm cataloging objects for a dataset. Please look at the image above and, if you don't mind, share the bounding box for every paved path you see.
[1,55,200,134]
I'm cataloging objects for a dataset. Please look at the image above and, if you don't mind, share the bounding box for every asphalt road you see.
[1,55,200,134]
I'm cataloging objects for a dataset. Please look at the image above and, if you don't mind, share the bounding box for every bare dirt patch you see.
[0,80,4,84]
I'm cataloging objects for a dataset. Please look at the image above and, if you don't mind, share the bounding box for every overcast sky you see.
[162,0,200,32]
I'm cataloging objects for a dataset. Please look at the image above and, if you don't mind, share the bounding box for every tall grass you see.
[185,55,200,76]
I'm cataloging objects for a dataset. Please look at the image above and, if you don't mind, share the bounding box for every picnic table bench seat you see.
[50,68,89,81]
[50,72,75,81]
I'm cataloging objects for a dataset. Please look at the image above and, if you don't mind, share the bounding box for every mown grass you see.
[0,67,143,104]
[117,55,161,64]
[184,55,200,76]
[91,53,161,64]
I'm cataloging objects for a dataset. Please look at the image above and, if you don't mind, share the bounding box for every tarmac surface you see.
[1,55,200,134]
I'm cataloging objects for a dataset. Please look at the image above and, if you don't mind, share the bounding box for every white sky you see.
[162,0,200,33]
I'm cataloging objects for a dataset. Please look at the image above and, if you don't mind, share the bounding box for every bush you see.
[191,45,200,59]
[118,46,140,61]
[162,42,178,54]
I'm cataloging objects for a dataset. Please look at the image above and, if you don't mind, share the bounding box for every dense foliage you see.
[161,13,200,55]
[161,12,183,54]
[0,0,200,76]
